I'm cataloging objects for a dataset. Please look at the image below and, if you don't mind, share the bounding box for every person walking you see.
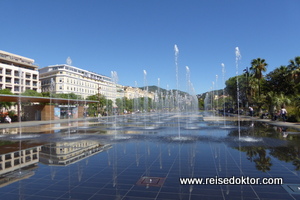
[5,115,11,124]
[280,106,288,122]
[249,106,253,117]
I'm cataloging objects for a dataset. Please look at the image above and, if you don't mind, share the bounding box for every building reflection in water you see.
[39,140,111,166]
[0,141,42,187]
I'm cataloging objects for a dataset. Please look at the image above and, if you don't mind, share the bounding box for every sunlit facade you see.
[39,65,117,102]
[0,50,40,94]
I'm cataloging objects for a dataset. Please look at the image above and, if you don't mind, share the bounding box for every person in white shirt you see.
[5,115,11,124]
[280,106,288,122]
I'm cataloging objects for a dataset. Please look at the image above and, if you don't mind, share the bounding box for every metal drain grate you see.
[282,184,300,194]
[136,176,166,187]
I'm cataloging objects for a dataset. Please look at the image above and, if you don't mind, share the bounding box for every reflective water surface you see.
[0,112,300,200]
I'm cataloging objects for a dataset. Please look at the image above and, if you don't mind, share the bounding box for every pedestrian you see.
[280,106,288,122]
[5,115,11,124]
[249,106,253,117]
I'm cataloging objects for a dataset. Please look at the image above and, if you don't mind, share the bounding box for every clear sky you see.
[1,0,299,95]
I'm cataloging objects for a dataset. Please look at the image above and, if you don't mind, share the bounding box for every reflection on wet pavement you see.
[0,112,300,199]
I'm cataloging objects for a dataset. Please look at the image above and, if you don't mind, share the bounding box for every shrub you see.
[286,106,300,122]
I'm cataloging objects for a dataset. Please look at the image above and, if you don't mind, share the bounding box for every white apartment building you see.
[39,65,119,102]
[0,50,40,94]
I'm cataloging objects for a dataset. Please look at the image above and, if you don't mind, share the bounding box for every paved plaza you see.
[0,113,300,200]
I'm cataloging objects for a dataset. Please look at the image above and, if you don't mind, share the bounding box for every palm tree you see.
[248,77,259,104]
[288,56,300,87]
[288,56,300,70]
[250,58,268,97]
[291,68,300,84]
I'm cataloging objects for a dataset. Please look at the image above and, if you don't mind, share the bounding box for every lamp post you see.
[243,67,249,108]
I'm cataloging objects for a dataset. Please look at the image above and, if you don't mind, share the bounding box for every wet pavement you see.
[0,113,300,200]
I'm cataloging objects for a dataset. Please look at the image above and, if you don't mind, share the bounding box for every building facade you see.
[0,50,40,94]
[123,86,155,100]
[39,65,118,102]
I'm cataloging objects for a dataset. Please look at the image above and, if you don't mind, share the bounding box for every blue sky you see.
[1,0,299,95]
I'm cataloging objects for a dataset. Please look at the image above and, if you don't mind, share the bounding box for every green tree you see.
[250,58,268,97]
[265,92,290,119]
[0,89,15,112]
[86,94,112,116]
[265,66,294,96]
[55,93,81,99]
[225,75,248,108]
[21,89,42,97]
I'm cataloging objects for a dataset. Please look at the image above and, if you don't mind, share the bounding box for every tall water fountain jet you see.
[134,81,139,114]
[216,75,218,113]
[186,66,190,95]
[212,81,215,119]
[184,66,199,129]
[143,70,148,126]
[18,68,22,135]
[221,63,226,127]
[50,78,55,128]
[185,66,191,113]
[174,44,181,139]
[66,57,72,138]
[111,71,119,130]
[156,78,162,124]
[235,47,242,138]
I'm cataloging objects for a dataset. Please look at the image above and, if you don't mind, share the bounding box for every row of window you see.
[0,77,38,86]
[46,66,111,83]
[0,68,38,79]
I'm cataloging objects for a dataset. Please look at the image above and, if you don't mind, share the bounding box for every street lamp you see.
[243,67,249,107]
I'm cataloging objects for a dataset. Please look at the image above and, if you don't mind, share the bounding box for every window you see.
[5,70,11,75]
[5,77,11,83]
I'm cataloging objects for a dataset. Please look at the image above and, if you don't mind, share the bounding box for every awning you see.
[0,94,98,104]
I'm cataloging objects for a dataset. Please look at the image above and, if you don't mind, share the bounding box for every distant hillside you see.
[197,89,225,99]
[138,85,225,99]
